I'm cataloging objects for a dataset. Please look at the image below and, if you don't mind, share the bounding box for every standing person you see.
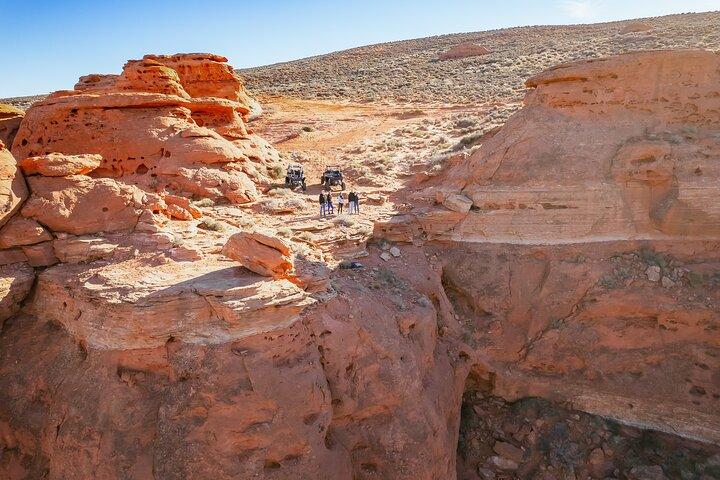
[337,193,345,214]
[354,191,361,214]
[319,190,326,217]
[326,192,334,215]
[348,191,356,214]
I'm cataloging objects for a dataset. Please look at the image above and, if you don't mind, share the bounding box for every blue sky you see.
[2,0,719,97]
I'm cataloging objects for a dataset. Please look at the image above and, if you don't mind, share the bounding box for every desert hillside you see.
[0,11,719,480]
[240,12,720,105]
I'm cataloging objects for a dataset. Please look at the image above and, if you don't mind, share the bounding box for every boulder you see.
[21,241,58,267]
[0,142,28,229]
[443,193,473,213]
[12,53,279,204]
[223,230,293,278]
[21,175,144,235]
[19,153,102,177]
[0,216,52,249]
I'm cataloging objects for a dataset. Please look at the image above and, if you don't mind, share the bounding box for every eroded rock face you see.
[21,175,145,235]
[455,50,720,243]
[12,53,278,204]
[0,250,465,479]
[380,50,720,244]
[0,142,27,230]
[0,262,34,327]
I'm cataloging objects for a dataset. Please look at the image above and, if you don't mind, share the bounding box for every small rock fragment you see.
[646,266,661,282]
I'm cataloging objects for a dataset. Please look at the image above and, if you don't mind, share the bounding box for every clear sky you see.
[2,0,719,97]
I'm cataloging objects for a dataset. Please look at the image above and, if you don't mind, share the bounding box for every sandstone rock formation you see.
[0,104,24,148]
[438,43,491,60]
[380,50,720,244]
[12,53,278,204]
[223,230,293,278]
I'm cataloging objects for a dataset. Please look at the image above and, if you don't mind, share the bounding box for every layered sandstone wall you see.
[378,50,720,244]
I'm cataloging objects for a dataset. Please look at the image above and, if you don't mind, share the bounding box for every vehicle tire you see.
[302,182,307,192]
[285,178,289,187]
[325,180,330,189]
[341,181,346,190]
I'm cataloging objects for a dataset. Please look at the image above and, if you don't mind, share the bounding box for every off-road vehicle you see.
[284,163,307,191]
[320,164,345,190]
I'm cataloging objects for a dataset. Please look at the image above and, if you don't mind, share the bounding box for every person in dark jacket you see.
[348,191,356,214]
[326,192,334,214]
[319,191,326,216]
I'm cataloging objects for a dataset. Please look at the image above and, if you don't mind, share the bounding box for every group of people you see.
[319,190,360,216]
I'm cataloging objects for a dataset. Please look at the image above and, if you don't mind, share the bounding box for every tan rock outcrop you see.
[28,257,314,349]
[0,142,27,229]
[438,43,491,60]
[21,175,144,235]
[19,153,102,177]
[223,230,293,278]
[12,54,278,204]
[0,104,24,148]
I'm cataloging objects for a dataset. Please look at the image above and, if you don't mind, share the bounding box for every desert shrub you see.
[236,217,255,229]
[338,259,353,269]
[455,118,475,129]
[267,188,291,197]
[198,218,224,232]
[301,126,315,132]
[686,271,705,288]
[378,268,405,287]
[298,231,315,242]
[262,198,283,212]
[392,297,407,311]
[267,162,285,179]
[453,132,485,151]
[193,198,215,207]
[639,248,668,268]
[333,215,355,227]
[355,224,373,235]
[286,197,305,210]
[277,227,292,237]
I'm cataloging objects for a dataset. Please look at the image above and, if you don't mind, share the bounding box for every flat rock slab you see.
[31,256,314,349]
